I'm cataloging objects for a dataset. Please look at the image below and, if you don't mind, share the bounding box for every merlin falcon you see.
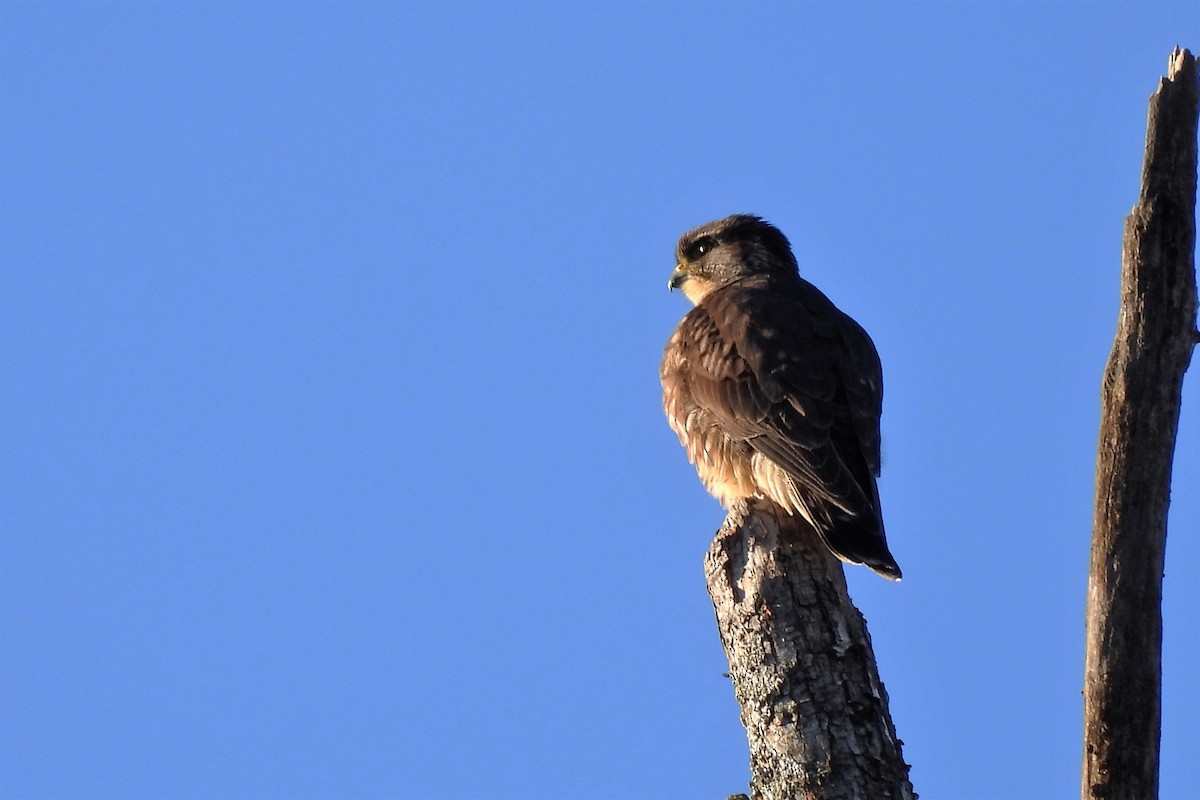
[660,214,902,580]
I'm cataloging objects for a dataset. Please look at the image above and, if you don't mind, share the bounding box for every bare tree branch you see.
[706,500,914,800]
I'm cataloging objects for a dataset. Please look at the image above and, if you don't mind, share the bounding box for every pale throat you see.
[681,277,717,305]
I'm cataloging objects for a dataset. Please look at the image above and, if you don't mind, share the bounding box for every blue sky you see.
[2,2,1197,799]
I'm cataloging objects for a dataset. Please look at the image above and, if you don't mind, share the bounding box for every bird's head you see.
[668,214,798,304]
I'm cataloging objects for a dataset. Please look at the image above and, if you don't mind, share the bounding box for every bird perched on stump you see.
[660,214,902,581]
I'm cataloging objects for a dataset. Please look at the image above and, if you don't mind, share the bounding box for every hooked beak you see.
[667,264,688,291]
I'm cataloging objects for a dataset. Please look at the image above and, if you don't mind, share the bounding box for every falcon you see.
[660,214,902,580]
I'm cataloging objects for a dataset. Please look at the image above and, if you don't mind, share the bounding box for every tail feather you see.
[819,515,902,581]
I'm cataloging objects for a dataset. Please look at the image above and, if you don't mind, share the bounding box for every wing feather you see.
[662,274,899,579]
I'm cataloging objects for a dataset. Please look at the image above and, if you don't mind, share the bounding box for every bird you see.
[660,214,902,581]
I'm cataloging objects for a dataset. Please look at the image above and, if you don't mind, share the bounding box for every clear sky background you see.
[2,2,1197,799]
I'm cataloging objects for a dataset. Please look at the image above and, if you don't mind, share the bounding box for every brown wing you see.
[663,275,900,580]
[661,305,762,508]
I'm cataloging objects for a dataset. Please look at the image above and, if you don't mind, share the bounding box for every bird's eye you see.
[688,237,716,259]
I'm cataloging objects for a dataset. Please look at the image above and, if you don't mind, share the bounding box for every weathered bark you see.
[705,499,914,800]
[1082,47,1198,800]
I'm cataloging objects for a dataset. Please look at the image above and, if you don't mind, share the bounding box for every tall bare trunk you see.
[1081,47,1197,800]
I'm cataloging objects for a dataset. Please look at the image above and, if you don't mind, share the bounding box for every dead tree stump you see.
[705,500,914,800]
